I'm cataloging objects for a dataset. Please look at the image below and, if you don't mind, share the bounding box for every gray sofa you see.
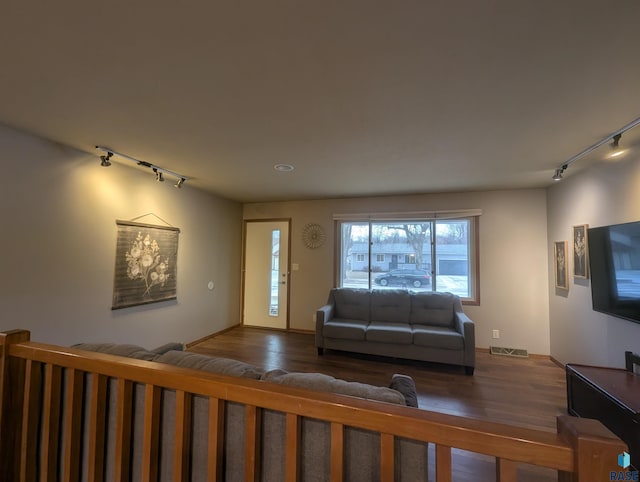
[72,342,428,482]
[315,288,476,375]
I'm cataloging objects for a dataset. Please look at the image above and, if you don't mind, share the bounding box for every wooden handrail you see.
[0,331,628,482]
[5,340,576,470]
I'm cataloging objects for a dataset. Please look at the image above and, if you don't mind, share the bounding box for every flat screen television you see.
[588,221,640,324]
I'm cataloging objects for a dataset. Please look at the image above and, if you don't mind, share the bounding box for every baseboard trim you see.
[242,325,315,335]
[186,323,241,348]
[549,356,565,368]
[288,328,315,335]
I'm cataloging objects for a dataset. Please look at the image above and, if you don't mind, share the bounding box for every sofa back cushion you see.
[262,370,406,406]
[410,292,457,327]
[156,351,264,379]
[72,342,160,361]
[331,288,370,321]
[370,289,410,323]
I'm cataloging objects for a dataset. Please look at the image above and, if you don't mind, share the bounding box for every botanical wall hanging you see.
[554,240,569,290]
[112,220,180,309]
[572,224,589,279]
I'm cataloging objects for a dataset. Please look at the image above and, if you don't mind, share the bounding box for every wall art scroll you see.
[112,220,180,309]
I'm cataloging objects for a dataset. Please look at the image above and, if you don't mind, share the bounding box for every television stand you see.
[566,362,639,469]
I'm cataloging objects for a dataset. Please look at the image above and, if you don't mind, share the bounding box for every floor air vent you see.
[489,346,529,358]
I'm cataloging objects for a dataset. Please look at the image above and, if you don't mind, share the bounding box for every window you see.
[337,215,479,303]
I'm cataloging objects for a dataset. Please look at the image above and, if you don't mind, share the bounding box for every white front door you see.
[242,220,289,329]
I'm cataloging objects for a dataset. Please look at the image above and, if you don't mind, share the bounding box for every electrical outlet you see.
[492,329,500,339]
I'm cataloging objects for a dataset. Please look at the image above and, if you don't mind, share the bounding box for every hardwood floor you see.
[190,326,568,481]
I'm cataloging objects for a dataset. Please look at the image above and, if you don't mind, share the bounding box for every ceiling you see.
[1,1,640,203]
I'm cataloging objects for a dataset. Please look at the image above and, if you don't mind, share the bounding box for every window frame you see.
[335,215,480,305]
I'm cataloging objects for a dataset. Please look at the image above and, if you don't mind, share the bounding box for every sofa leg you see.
[317,347,324,355]
[464,366,474,376]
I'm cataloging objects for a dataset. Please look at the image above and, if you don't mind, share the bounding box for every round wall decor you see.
[301,223,326,249]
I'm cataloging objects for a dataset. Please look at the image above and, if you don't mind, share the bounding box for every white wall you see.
[0,124,243,348]
[244,188,551,355]
[547,153,640,368]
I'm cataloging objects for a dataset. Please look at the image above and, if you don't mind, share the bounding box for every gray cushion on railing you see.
[262,370,406,405]
[370,289,411,323]
[155,350,264,379]
[72,342,160,361]
[150,341,184,354]
[389,374,419,408]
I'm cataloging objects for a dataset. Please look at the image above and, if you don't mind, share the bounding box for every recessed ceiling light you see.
[274,164,294,172]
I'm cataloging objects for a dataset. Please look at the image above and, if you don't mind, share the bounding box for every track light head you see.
[153,168,165,182]
[608,133,626,159]
[610,134,621,149]
[552,164,567,181]
[100,151,113,167]
[174,177,185,189]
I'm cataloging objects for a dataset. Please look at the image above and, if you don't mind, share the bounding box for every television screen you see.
[588,221,640,324]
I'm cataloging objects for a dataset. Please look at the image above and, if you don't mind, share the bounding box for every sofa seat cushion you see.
[155,350,264,379]
[370,289,410,323]
[365,322,413,344]
[332,288,370,321]
[324,319,369,341]
[262,371,406,405]
[410,292,456,328]
[412,325,464,350]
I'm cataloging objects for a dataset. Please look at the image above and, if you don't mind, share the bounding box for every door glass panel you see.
[270,229,280,316]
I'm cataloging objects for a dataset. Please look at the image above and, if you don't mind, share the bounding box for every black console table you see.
[566,361,639,468]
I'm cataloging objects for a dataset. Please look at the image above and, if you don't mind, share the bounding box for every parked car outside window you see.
[374,269,431,288]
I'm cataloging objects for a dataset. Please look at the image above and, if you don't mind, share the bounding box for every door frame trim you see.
[241,218,292,329]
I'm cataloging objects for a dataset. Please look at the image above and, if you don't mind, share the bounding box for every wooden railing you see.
[0,330,627,482]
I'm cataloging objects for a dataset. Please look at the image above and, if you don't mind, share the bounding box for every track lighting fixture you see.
[552,165,566,181]
[153,168,165,182]
[96,146,188,188]
[608,134,625,158]
[610,134,621,149]
[551,116,640,181]
[100,151,113,167]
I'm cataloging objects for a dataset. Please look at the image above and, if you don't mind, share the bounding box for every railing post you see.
[0,329,31,480]
[557,415,628,482]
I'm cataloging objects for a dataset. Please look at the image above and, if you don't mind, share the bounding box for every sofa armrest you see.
[316,304,334,324]
[454,312,476,370]
[315,304,334,349]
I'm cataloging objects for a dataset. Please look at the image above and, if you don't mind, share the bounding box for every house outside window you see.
[337,215,479,303]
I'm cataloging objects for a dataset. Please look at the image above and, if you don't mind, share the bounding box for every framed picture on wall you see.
[554,240,569,290]
[112,220,180,309]
[572,224,589,279]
